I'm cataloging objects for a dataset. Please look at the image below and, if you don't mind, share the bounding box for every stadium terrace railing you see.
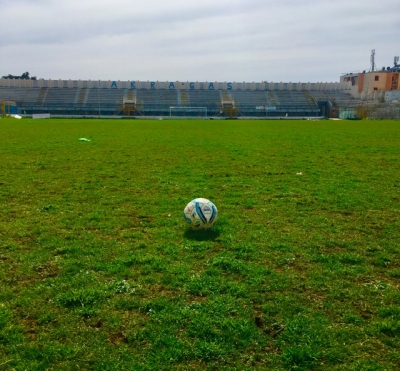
[0,79,351,91]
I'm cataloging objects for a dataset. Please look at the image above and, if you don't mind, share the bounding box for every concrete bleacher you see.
[136,90,178,108]
[86,89,125,105]
[309,90,361,107]
[41,88,79,106]
[0,87,40,106]
[230,90,268,106]
[227,90,320,116]
[275,91,318,109]
[82,89,126,114]
[186,90,221,109]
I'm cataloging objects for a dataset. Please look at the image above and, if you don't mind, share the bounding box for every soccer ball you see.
[183,198,218,230]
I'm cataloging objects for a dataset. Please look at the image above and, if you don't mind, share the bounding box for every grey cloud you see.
[1,0,399,82]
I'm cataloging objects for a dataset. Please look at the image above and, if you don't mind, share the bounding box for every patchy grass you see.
[0,118,399,370]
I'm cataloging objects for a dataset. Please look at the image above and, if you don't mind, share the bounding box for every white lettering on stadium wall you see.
[117,81,234,90]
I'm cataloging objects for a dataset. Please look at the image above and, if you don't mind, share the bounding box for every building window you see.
[375,75,379,81]
[373,87,378,90]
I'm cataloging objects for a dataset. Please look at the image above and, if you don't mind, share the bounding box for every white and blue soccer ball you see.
[183,198,218,230]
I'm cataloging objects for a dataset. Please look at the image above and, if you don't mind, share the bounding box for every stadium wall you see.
[0,79,351,91]
[385,90,400,102]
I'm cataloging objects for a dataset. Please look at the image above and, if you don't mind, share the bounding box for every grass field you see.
[1,118,399,370]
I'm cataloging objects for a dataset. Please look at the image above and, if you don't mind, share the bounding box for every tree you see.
[2,72,37,80]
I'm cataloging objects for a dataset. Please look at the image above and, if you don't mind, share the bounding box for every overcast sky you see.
[1,0,399,82]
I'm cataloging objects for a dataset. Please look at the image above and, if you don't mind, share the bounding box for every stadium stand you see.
[0,79,360,118]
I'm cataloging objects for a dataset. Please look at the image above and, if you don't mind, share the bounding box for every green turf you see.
[0,118,399,370]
